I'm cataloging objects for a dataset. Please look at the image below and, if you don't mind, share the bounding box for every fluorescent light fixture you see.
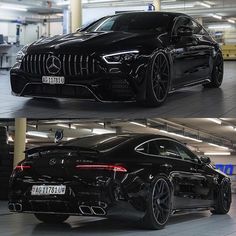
[129,122,146,127]
[0,5,28,11]
[208,143,229,150]
[198,1,211,8]
[160,130,202,143]
[210,14,222,20]
[98,123,105,126]
[8,136,14,142]
[207,118,222,125]
[228,19,236,24]
[57,124,77,130]
[204,152,231,156]
[26,131,49,138]
[208,25,232,30]
[92,129,115,135]
[162,3,194,9]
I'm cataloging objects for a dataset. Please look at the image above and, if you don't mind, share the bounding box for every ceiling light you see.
[0,5,28,12]
[204,152,231,156]
[208,143,229,150]
[208,24,232,30]
[228,19,236,24]
[207,118,222,125]
[8,136,14,142]
[129,122,146,127]
[160,130,202,143]
[26,131,49,138]
[162,3,195,9]
[210,14,222,20]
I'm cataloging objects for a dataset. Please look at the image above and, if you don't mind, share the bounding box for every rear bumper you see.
[10,70,137,102]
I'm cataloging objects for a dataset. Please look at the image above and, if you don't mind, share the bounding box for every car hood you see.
[27,31,160,54]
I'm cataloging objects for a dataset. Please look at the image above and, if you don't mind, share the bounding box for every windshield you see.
[84,13,174,33]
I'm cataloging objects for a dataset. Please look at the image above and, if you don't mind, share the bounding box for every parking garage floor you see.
[0,61,236,119]
[0,195,236,236]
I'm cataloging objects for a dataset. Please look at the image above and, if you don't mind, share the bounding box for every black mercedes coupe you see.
[9,133,231,230]
[10,12,224,107]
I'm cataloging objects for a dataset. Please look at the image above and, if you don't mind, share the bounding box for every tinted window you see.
[137,139,182,159]
[85,13,174,33]
[175,143,199,163]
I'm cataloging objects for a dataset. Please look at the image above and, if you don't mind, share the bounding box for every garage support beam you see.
[70,0,82,32]
[153,0,161,11]
[13,118,27,168]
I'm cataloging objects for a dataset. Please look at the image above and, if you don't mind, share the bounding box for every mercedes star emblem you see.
[49,158,57,166]
[46,56,61,74]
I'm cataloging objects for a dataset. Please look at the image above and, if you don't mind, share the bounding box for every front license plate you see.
[42,76,65,85]
[31,185,66,196]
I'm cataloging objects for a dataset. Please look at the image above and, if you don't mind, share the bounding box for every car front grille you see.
[21,54,98,77]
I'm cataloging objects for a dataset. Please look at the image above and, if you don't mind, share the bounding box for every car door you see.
[174,142,215,209]
[171,16,212,88]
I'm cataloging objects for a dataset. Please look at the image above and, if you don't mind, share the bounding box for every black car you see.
[9,133,231,230]
[11,12,224,107]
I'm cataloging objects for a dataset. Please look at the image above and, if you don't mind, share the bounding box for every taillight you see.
[15,165,31,171]
[76,164,127,173]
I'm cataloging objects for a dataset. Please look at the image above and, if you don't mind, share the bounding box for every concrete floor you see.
[0,196,236,236]
[0,61,236,118]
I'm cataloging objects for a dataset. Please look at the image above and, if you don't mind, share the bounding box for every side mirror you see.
[200,156,211,165]
[177,26,193,37]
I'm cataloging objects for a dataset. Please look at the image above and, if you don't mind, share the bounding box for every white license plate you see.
[42,76,65,85]
[31,185,66,196]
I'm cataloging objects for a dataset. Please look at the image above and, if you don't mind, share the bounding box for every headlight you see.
[16,44,29,63]
[102,50,139,64]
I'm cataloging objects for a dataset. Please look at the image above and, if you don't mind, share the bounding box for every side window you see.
[175,143,199,163]
[136,140,182,160]
[172,17,191,36]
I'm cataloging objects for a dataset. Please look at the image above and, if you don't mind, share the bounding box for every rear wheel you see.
[142,52,171,107]
[203,53,224,88]
[143,176,172,230]
[34,213,69,224]
[211,179,231,214]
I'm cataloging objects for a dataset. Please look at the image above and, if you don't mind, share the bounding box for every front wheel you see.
[141,52,171,107]
[143,176,172,230]
[203,53,224,88]
[211,178,231,215]
[34,213,69,224]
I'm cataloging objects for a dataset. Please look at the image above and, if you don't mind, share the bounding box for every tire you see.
[142,52,171,107]
[34,214,69,224]
[203,53,224,88]
[142,176,172,230]
[211,178,231,214]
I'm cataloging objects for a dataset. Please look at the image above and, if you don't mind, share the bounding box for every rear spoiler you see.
[25,145,99,156]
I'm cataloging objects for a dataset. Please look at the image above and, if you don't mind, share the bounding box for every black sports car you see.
[9,133,231,230]
[11,12,224,107]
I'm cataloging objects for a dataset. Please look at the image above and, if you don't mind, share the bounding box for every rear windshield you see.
[62,134,129,151]
[84,13,174,33]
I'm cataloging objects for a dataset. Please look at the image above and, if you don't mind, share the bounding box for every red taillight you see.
[15,165,31,171]
[76,164,127,173]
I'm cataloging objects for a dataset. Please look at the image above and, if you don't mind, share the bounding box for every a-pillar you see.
[13,118,26,168]
[70,0,82,32]
[153,0,161,11]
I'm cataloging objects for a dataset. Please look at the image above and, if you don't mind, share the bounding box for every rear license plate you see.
[31,185,66,196]
[42,76,65,85]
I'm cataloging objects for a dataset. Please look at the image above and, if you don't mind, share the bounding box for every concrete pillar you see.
[153,0,161,11]
[70,0,82,32]
[13,118,27,168]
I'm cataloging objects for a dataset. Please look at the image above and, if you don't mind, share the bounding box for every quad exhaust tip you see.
[8,203,22,212]
[79,205,106,216]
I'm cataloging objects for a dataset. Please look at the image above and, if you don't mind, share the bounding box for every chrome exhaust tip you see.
[15,203,22,212]
[79,205,93,215]
[91,206,106,216]
[8,203,15,211]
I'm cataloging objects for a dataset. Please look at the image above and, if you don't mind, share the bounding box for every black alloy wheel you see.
[204,53,224,88]
[144,52,170,107]
[143,177,172,230]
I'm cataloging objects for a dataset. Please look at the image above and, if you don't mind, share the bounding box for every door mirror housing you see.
[200,156,211,165]
[177,26,193,37]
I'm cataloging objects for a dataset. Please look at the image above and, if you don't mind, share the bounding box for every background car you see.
[11,12,224,107]
[8,133,231,230]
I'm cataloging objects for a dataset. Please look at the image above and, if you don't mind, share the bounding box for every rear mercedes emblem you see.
[46,56,61,74]
[49,158,57,166]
